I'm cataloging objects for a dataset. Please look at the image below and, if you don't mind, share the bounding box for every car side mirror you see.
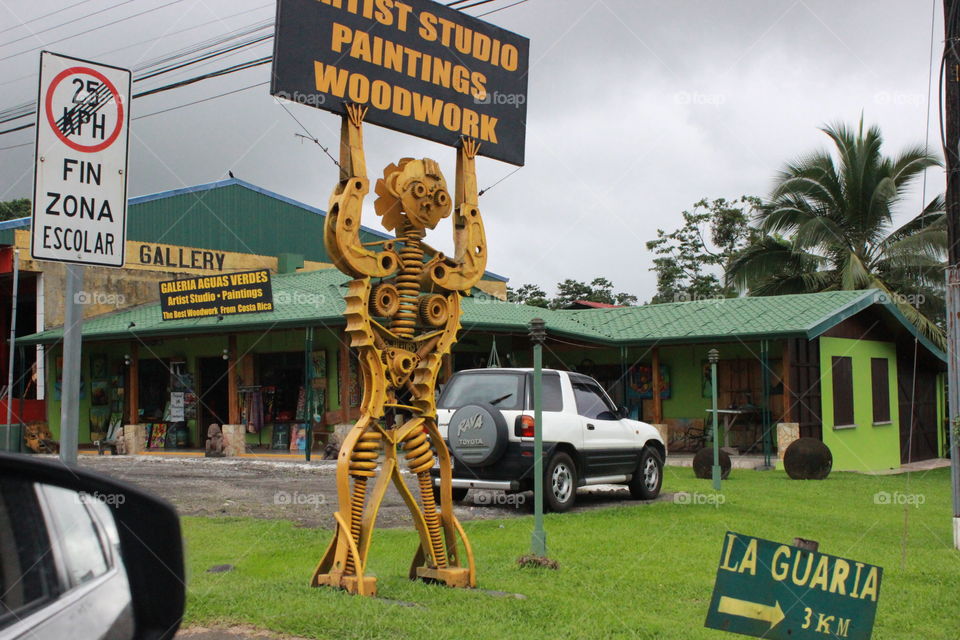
[618,406,630,419]
[0,453,185,640]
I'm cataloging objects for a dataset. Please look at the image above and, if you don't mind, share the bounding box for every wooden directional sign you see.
[705,532,882,640]
[31,51,131,267]
[271,0,529,166]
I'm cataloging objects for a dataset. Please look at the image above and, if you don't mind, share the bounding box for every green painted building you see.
[20,270,947,472]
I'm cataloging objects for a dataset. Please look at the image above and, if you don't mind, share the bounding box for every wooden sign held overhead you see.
[271,0,529,166]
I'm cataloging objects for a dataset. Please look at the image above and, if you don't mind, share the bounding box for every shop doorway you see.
[137,359,169,423]
[198,357,230,442]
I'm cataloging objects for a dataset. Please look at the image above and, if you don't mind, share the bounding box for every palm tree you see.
[728,119,946,348]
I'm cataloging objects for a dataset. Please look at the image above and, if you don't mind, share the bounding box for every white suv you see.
[433,368,666,511]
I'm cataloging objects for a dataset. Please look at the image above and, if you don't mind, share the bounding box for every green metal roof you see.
[565,290,871,343]
[0,179,509,282]
[19,270,944,362]
[126,179,388,266]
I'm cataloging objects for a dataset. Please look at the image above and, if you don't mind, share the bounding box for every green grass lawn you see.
[181,466,958,639]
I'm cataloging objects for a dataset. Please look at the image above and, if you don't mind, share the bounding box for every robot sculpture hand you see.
[312,103,487,596]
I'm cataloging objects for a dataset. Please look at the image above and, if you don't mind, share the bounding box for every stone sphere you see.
[693,446,731,480]
[783,437,833,479]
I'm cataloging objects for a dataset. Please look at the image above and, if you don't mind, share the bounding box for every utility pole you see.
[943,0,960,550]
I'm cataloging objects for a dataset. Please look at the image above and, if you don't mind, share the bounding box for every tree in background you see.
[507,283,549,307]
[552,277,637,308]
[645,196,762,304]
[507,278,638,309]
[0,198,30,222]
[728,120,946,348]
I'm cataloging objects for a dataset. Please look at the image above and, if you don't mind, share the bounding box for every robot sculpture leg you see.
[311,416,383,595]
[394,416,475,588]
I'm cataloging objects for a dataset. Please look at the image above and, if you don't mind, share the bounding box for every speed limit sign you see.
[31,51,131,267]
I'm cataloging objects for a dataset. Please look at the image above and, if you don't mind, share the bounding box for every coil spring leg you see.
[403,427,447,568]
[391,222,424,339]
[345,429,381,574]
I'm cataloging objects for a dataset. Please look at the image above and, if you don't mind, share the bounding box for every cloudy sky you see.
[0,0,943,301]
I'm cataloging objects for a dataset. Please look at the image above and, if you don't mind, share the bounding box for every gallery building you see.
[18,268,948,472]
[2,179,948,472]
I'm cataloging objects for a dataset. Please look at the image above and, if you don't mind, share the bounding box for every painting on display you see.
[90,354,108,380]
[90,380,110,406]
[89,406,111,436]
[626,364,671,400]
[271,423,291,450]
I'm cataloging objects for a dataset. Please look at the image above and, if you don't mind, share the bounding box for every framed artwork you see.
[89,406,111,434]
[90,354,108,380]
[289,425,306,451]
[148,423,167,449]
[90,380,110,406]
[626,364,671,400]
[271,423,291,450]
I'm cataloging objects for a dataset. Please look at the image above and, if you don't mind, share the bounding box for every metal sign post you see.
[4,250,19,451]
[709,348,721,491]
[59,265,83,465]
[30,52,131,465]
[529,318,547,556]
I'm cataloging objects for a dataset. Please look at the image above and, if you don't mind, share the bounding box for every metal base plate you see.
[312,572,378,597]
[415,566,472,588]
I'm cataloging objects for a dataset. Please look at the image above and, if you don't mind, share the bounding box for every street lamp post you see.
[529,318,547,556]
[709,348,721,491]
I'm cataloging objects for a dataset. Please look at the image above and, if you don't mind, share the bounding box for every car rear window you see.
[439,372,525,410]
[524,372,564,412]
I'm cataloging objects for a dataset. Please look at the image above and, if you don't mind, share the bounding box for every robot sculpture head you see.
[374,157,452,232]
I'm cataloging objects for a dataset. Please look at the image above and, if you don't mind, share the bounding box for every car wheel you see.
[629,448,663,500]
[544,452,577,512]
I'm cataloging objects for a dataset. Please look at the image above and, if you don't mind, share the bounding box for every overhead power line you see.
[0,0,188,63]
[0,56,270,137]
[0,0,98,36]
[0,80,269,152]
[0,25,273,124]
[0,0,532,144]
[0,4,273,90]
[0,0,136,49]
[477,0,530,17]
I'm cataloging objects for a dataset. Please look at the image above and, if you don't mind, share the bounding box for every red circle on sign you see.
[44,66,124,153]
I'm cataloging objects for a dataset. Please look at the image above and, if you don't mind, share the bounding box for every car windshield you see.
[439,372,525,411]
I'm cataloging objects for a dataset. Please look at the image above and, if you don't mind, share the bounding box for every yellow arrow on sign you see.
[717,596,786,629]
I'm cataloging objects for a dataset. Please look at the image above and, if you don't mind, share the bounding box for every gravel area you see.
[76,454,663,529]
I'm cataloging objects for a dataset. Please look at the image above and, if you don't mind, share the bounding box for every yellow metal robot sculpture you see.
[312,104,486,596]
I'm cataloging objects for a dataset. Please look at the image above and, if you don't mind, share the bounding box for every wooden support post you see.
[441,353,453,384]
[652,347,663,424]
[227,335,239,425]
[127,342,139,424]
[781,340,792,424]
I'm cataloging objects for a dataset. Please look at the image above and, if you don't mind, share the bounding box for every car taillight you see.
[515,415,535,438]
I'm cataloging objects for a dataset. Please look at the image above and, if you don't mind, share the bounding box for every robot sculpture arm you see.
[323,104,400,279]
[421,137,488,292]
